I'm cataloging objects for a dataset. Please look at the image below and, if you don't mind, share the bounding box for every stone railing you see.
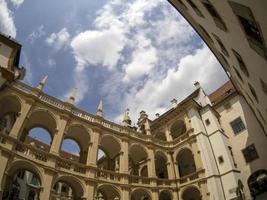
[129,175,151,185]
[157,178,173,186]
[56,157,87,174]
[95,168,122,182]
[15,141,48,162]
[178,169,205,185]
[39,94,65,110]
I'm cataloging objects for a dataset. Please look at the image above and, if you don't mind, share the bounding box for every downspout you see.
[197,109,227,200]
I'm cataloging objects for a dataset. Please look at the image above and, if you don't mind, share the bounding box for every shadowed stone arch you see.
[176,148,196,177]
[155,151,168,179]
[2,159,43,199]
[97,134,121,171]
[96,184,121,200]
[170,120,186,140]
[154,131,167,141]
[51,175,85,200]
[159,189,172,200]
[131,188,152,200]
[129,143,149,176]
[0,94,22,135]
[181,186,201,200]
[61,123,91,163]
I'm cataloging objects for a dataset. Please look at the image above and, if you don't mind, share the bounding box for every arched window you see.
[98,135,121,171]
[170,120,186,140]
[60,139,81,162]
[129,144,148,176]
[25,127,52,151]
[159,190,172,200]
[176,149,196,177]
[131,188,151,200]
[154,132,167,141]
[155,152,168,179]
[182,187,201,200]
[247,169,267,198]
[96,184,120,200]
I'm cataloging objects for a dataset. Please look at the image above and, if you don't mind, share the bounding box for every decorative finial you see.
[171,98,178,108]
[37,75,48,90]
[96,98,103,117]
[68,88,77,104]
[194,81,200,89]
[123,108,131,126]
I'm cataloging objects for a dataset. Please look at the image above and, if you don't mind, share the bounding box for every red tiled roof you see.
[209,81,236,105]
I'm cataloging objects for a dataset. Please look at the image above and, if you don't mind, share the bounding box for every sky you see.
[0,0,228,145]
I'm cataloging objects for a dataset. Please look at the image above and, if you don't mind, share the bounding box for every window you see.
[186,0,204,17]
[232,50,249,77]
[228,146,237,167]
[230,117,245,134]
[213,34,229,57]
[248,83,259,103]
[218,156,224,164]
[242,144,259,163]
[233,66,244,83]
[177,0,187,9]
[202,0,227,31]
[260,79,267,96]
[199,25,213,43]
[205,119,210,125]
[229,1,267,58]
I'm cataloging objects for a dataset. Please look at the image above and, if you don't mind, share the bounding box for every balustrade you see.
[56,157,87,174]
[95,168,121,182]
[178,169,205,185]
[129,175,150,185]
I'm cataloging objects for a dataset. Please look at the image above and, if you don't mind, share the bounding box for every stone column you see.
[87,129,100,166]
[165,128,173,142]
[50,115,68,155]
[119,139,129,174]
[152,189,159,199]
[121,187,130,200]
[85,181,95,200]
[147,148,156,178]
[166,153,175,179]
[39,171,54,200]
[9,100,33,139]
[0,151,10,199]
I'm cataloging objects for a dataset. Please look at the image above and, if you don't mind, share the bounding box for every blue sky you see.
[1,0,228,125]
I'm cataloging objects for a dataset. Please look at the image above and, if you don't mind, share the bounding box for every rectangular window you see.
[186,0,204,17]
[230,117,245,134]
[202,0,227,31]
[242,144,259,163]
[229,1,267,58]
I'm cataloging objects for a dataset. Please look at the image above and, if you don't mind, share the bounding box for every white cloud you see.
[123,35,158,81]
[0,0,16,37]
[10,0,24,7]
[113,45,228,123]
[46,28,70,51]
[71,28,126,70]
[47,58,56,67]
[27,25,46,44]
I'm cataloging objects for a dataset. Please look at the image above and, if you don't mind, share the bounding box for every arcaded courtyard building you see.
[1,0,267,199]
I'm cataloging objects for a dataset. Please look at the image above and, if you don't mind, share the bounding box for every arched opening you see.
[170,120,186,140]
[60,125,90,164]
[0,95,21,137]
[2,169,41,200]
[129,144,148,177]
[154,132,167,141]
[20,110,57,151]
[60,139,81,162]
[176,149,196,177]
[247,169,267,198]
[96,184,120,200]
[155,152,168,179]
[97,135,121,172]
[50,176,84,200]
[159,190,172,200]
[51,181,75,199]
[131,188,151,200]
[182,187,201,200]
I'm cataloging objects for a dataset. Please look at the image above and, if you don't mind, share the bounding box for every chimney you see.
[194,81,201,89]
[171,98,178,108]
[155,113,160,118]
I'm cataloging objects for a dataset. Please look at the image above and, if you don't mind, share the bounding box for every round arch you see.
[155,151,168,179]
[159,189,172,200]
[154,131,167,141]
[170,120,186,140]
[131,188,152,200]
[96,184,121,200]
[176,148,196,177]
[0,94,22,117]
[181,186,201,200]
[51,175,85,199]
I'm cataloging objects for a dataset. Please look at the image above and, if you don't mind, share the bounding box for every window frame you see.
[242,144,259,163]
[230,117,246,135]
